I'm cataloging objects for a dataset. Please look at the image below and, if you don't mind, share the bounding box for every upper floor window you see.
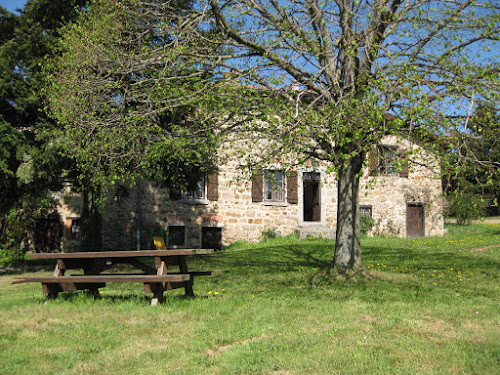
[169,174,218,203]
[182,179,205,200]
[379,147,397,175]
[251,169,298,204]
[368,146,409,178]
[264,170,284,202]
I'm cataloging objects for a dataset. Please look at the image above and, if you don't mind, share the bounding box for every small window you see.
[167,225,185,247]
[359,205,373,218]
[71,219,81,239]
[264,170,284,202]
[65,218,81,240]
[202,227,222,251]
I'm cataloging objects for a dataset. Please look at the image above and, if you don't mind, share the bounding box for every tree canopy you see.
[45,0,219,191]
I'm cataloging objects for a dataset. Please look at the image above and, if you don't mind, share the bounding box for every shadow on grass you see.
[48,290,199,305]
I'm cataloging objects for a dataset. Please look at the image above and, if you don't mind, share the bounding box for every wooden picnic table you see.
[13,249,213,305]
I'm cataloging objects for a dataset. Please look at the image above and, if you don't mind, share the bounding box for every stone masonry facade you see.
[55,136,444,251]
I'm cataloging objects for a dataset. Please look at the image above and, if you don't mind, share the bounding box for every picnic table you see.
[13,249,213,305]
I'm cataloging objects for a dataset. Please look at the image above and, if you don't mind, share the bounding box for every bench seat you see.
[13,274,190,284]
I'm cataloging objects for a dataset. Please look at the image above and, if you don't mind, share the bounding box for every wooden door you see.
[406,204,425,238]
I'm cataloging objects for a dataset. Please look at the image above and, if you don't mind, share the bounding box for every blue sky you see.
[0,0,27,13]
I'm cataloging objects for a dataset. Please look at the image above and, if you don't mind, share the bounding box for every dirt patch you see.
[0,264,53,276]
[207,334,276,358]
[467,244,500,254]
[361,314,376,323]
[421,316,455,339]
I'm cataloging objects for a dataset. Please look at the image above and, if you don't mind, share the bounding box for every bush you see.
[447,193,484,225]
[261,228,279,240]
[360,215,375,235]
[0,239,25,266]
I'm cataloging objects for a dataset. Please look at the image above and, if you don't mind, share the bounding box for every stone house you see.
[55,135,444,251]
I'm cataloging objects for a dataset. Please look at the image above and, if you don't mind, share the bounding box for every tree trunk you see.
[333,154,363,271]
[80,187,102,252]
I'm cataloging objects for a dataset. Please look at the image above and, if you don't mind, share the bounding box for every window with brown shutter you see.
[398,150,409,178]
[287,172,298,204]
[251,170,263,202]
[207,174,219,201]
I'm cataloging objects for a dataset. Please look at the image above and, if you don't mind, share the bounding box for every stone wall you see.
[55,137,444,250]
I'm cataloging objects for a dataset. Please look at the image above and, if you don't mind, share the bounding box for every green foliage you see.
[0,239,25,266]
[45,0,218,192]
[359,215,375,235]
[0,1,89,250]
[261,228,279,240]
[447,193,485,225]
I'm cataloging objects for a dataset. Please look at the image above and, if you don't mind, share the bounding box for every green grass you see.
[1,224,499,375]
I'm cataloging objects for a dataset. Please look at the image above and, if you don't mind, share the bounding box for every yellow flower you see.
[214,291,219,295]
[208,291,212,295]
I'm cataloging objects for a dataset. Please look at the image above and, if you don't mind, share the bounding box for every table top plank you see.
[28,249,213,260]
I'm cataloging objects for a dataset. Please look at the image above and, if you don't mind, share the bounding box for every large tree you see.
[45,0,221,250]
[46,0,219,190]
[160,0,500,272]
[1,1,89,252]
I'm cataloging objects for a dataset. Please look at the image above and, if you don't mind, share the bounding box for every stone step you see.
[298,225,335,239]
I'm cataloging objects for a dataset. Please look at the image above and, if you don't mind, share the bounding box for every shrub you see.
[0,239,25,266]
[261,228,279,240]
[447,193,484,225]
[360,215,375,235]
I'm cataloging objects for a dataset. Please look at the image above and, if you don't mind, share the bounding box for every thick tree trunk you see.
[333,154,363,271]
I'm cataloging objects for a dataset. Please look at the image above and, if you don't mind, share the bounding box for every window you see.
[71,219,81,239]
[359,205,373,218]
[65,217,81,240]
[182,179,205,200]
[369,146,409,177]
[202,227,223,251]
[264,170,284,202]
[379,147,397,175]
[167,225,186,247]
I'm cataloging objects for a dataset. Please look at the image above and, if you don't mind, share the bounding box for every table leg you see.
[54,259,66,276]
[149,257,169,305]
[42,283,61,299]
[178,257,194,297]
[149,283,164,306]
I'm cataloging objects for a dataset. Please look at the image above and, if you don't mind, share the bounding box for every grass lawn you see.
[1,224,499,375]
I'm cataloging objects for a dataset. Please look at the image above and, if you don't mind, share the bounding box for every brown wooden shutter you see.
[169,188,181,200]
[398,149,409,178]
[251,170,263,202]
[287,171,298,204]
[207,174,219,201]
[368,146,379,176]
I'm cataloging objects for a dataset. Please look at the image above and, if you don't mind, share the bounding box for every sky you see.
[0,0,27,13]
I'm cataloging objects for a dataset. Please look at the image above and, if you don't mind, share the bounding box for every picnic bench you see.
[13,249,213,306]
